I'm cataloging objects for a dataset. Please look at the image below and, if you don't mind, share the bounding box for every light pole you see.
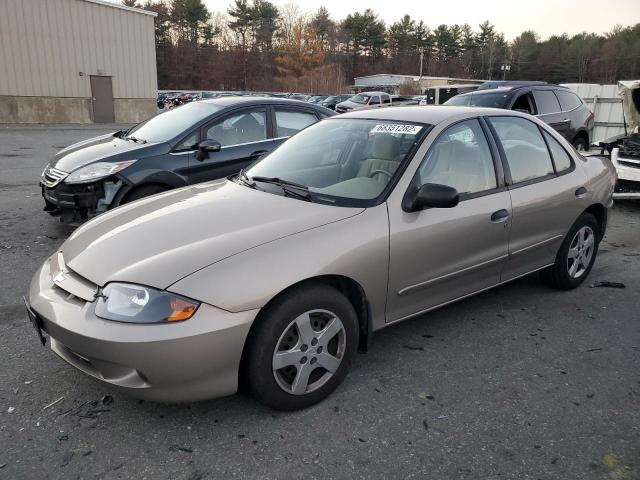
[501,64,511,80]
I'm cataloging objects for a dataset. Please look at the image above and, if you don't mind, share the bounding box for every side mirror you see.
[195,139,222,161]
[402,183,459,212]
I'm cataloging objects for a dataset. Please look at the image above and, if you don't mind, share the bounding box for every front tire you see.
[245,283,359,411]
[540,212,599,290]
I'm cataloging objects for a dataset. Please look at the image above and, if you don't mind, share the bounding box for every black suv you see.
[320,95,352,111]
[444,82,594,150]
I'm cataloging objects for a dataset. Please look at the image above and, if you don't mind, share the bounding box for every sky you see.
[203,0,640,40]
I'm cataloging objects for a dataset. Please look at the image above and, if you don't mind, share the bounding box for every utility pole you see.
[419,47,424,80]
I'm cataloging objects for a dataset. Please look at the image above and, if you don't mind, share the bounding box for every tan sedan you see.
[26,107,616,410]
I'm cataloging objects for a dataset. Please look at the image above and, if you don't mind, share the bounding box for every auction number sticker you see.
[371,124,422,134]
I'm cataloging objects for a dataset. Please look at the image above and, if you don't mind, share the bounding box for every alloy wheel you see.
[272,309,346,395]
[567,226,595,278]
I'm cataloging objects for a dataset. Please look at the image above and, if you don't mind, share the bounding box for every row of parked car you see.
[50,81,599,225]
[29,81,617,410]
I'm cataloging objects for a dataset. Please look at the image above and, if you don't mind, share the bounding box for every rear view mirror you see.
[402,183,459,212]
[196,139,222,161]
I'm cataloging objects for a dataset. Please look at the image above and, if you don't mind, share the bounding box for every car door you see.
[168,130,199,181]
[368,95,381,109]
[186,107,275,184]
[486,115,590,281]
[532,89,569,140]
[273,106,322,148]
[386,118,512,322]
[554,89,587,144]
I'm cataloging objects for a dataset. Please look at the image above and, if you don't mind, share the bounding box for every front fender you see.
[113,170,189,206]
[168,204,391,332]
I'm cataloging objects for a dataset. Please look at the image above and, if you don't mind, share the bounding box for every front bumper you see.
[612,149,640,199]
[28,256,258,402]
[41,179,123,224]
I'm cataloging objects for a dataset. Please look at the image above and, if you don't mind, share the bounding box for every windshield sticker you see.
[371,124,422,135]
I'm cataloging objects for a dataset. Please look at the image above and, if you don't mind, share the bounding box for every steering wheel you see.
[369,169,393,181]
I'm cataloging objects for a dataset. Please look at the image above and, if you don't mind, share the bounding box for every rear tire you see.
[540,212,600,290]
[121,184,168,204]
[245,283,359,411]
[572,136,588,152]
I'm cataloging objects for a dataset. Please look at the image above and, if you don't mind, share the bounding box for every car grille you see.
[41,165,68,187]
[618,157,640,170]
[50,252,98,302]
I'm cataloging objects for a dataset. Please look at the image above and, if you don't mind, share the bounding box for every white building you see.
[352,74,485,95]
[0,0,158,123]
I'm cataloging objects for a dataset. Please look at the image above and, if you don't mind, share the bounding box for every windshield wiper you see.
[235,168,256,188]
[251,176,313,201]
[124,135,147,144]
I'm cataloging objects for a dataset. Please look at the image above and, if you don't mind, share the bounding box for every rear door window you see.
[533,90,562,114]
[275,109,319,138]
[543,130,573,172]
[370,96,381,105]
[488,116,555,184]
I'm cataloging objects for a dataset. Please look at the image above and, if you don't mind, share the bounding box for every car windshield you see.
[444,92,509,108]
[350,94,372,104]
[246,118,429,206]
[125,102,222,143]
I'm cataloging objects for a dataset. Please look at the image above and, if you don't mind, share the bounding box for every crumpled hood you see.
[50,132,158,173]
[61,180,363,289]
[619,80,640,132]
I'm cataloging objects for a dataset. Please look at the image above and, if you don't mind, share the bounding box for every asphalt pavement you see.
[0,124,638,480]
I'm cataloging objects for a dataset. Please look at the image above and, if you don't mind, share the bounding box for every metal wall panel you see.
[561,83,626,143]
[0,0,157,99]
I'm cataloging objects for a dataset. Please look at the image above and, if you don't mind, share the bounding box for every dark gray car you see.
[41,97,334,224]
[444,84,594,150]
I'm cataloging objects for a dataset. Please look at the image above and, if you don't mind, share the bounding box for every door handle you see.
[575,186,588,197]
[490,209,510,222]
[249,150,267,159]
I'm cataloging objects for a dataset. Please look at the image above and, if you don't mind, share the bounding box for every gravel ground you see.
[0,124,639,480]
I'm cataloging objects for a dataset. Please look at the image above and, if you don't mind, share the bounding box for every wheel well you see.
[584,203,606,240]
[237,275,371,392]
[573,130,589,144]
[118,182,171,205]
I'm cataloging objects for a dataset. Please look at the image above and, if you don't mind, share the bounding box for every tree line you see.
[123,0,640,93]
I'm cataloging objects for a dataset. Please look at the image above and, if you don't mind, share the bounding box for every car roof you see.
[460,84,570,97]
[199,96,325,109]
[337,105,526,125]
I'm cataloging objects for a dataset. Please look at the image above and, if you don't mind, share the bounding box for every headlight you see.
[65,160,136,184]
[95,282,200,324]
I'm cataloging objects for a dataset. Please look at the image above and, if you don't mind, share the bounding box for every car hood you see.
[61,180,364,289]
[50,132,159,173]
[336,101,359,110]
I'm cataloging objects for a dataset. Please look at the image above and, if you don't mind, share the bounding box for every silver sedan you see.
[27,107,616,410]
